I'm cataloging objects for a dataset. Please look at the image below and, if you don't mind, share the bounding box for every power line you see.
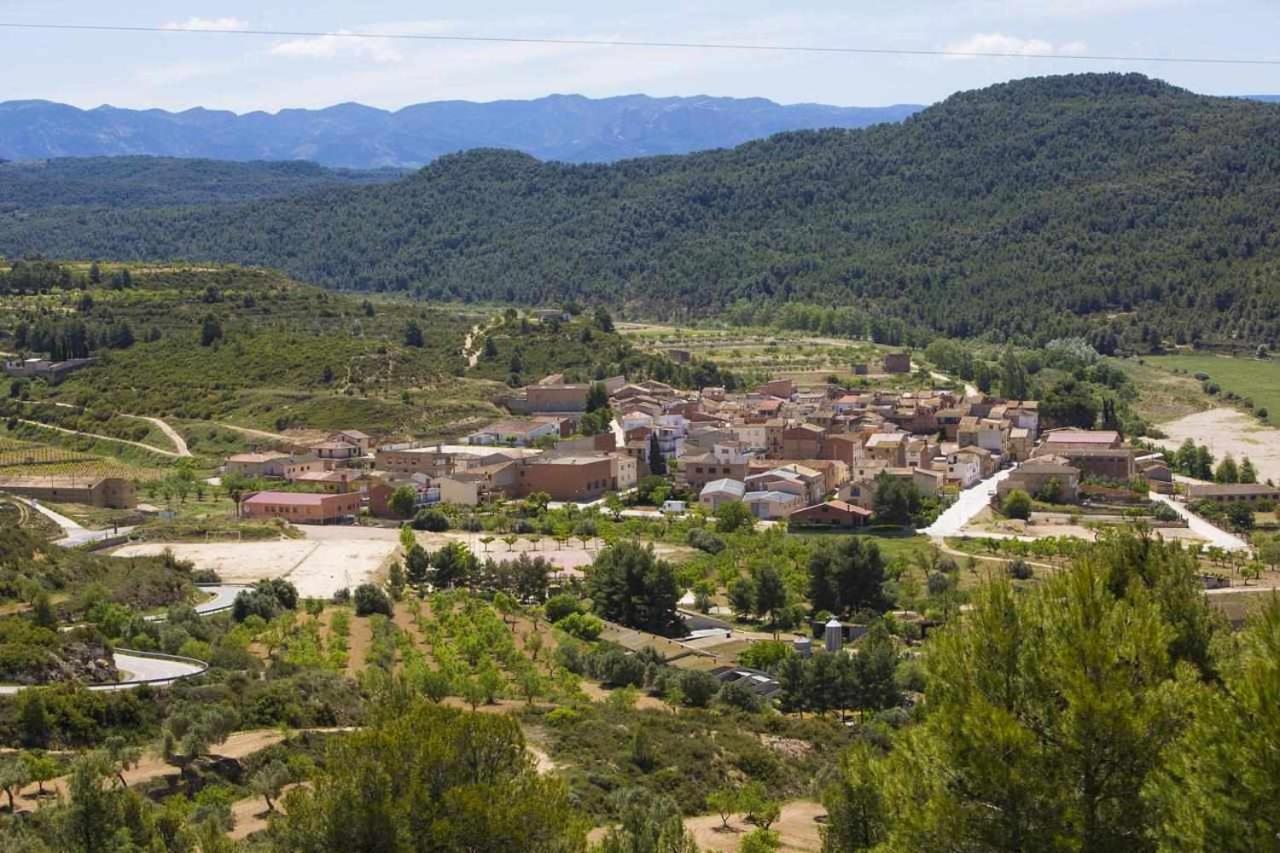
[0,21,1278,67]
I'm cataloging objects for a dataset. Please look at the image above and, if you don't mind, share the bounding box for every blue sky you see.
[1,1,1277,111]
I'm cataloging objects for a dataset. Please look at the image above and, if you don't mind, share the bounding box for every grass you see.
[1143,353,1280,425]
[1114,357,1211,425]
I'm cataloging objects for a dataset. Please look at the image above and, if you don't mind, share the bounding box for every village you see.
[9,347,1276,558]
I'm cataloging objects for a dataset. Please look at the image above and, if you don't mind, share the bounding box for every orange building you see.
[241,491,360,524]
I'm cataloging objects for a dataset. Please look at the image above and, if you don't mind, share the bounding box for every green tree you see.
[714,500,755,534]
[389,485,417,519]
[403,319,424,347]
[1040,377,1098,429]
[1213,453,1239,484]
[587,542,683,636]
[431,541,476,588]
[728,576,757,620]
[862,533,1211,850]
[1145,599,1280,850]
[999,347,1029,400]
[1001,488,1033,520]
[647,432,667,476]
[821,741,887,851]
[807,537,888,615]
[707,786,741,830]
[1239,456,1258,484]
[404,542,430,586]
[268,700,586,851]
[753,565,788,629]
[586,381,609,412]
[871,472,921,526]
[251,760,291,813]
[0,755,31,812]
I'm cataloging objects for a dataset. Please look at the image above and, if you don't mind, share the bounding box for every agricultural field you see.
[618,323,926,389]
[0,429,168,483]
[1143,352,1280,424]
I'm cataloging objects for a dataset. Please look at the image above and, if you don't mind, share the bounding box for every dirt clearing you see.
[684,800,826,852]
[113,537,396,598]
[1154,408,1280,485]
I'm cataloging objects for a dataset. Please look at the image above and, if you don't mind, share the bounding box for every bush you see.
[716,679,761,712]
[686,528,725,555]
[545,593,582,623]
[1002,490,1033,521]
[1006,558,1034,580]
[353,583,392,617]
[678,669,721,708]
[411,509,450,532]
[737,640,793,671]
[591,649,646,687]
[332,588,351,604]
[558,612,604,641]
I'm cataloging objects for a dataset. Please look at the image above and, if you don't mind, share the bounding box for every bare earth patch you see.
[112,536,396,598]
[1154,408,1280,484]
[684,800,826,852]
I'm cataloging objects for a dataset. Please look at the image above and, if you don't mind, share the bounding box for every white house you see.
[699,478,746,511]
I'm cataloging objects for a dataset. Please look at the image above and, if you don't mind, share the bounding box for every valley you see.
[1,69,1279,853]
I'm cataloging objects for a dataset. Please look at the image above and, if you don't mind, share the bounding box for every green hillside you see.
[1,75,1278,349]
[0,262,502,439]
[0,156,400,208]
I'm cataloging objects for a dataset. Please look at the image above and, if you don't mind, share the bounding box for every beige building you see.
[0,476,136,508]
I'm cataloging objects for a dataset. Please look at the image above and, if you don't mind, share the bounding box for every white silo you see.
[824,617,843,653]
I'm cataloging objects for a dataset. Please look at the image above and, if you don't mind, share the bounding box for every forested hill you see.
[3,73,1280,348]
[0,95,920,167]
[0,157,401,208]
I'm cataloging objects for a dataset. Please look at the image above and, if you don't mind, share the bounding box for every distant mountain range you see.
[5,74,1279,350]
[0,95,923,168]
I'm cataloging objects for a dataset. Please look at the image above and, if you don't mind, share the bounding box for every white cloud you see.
[270,29,424,65]
[163,17,249,32]
[944,33,1090,60]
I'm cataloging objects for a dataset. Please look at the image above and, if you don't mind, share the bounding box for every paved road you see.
[15,497,135,546]
[142,584,246,622]
[1149,492,1249,551]
[921,468,1013,538]
[0,652,206,695]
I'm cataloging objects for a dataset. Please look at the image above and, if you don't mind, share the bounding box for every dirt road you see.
[124,415,191,456]
[14,729,290,808]
[16,418,182,458]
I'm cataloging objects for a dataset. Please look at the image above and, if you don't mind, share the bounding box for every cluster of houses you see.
[216,368,1195,527]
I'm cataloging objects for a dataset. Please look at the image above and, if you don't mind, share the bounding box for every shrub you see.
[686,528,725,554]
[545,593,582,623]
[558,612,604,641]
[353,584,392,617]
[678,669,721,708]
[1006,558,1034,580]
[717,679,761,712]
[737,640,793,671]
[591,649,646,687]
[411,509,450,532]
[1002,490,1033,521]
[332,588,351,605]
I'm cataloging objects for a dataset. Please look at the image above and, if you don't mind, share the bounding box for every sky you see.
[0,1,1276,112]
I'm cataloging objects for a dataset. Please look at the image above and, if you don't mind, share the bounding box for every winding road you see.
[15,417,184,458]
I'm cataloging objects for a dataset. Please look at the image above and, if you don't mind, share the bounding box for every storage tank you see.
[793,637,812,658]
[824,618,844,653]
